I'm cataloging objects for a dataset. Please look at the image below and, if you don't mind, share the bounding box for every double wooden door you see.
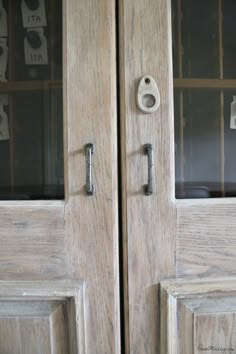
[1,0,236,353]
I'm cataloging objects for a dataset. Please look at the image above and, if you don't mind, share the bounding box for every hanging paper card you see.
[21,0,47,28]
[0,4,8,37]
[0,38,8,82]
[24,27,48,65]
[0,96,9,140]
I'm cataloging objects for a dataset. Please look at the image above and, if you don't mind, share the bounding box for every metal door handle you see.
[85,143,95,195]
[143,143,153,195]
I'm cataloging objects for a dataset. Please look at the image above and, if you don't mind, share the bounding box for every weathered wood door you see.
[120,0,236,353]
[0,1,119,353]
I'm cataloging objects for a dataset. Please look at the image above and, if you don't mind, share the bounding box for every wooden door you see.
[119,0,236,353]
[0,1,120,353]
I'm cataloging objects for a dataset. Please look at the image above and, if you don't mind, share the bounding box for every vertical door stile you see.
[119,0,176,353]
[64,0,120,353]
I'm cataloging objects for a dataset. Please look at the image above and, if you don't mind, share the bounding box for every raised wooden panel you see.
[161,277,236,354]
[0,281,83,354]
[0,202,66,279]
[2,317,51,354]
[176,200,236,277]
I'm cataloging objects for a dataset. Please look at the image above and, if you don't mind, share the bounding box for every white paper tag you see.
[230,117,236,129]
[0,7,8,37]
[0,38,8,82]
[21,0,47,28]
[24,28,48,65]
[0,96,9,140]
[0,111,9,140]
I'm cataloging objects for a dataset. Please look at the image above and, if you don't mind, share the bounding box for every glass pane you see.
[172,0,236,198]
[0,0,63,200]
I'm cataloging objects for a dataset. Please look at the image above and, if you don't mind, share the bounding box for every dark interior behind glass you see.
[172,0,236,198]
[0,0,63,200]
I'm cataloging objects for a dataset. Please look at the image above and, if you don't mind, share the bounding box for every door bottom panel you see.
[161,277,236,354]
[0,281,85,354]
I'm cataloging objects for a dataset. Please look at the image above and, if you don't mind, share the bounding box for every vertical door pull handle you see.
[85,143,95,196]
[143,143,153,195]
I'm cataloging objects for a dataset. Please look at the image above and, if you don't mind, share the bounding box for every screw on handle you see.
[85,143,95,196]
[143,143,153,195]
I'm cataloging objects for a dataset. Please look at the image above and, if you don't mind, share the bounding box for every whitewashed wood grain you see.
[64,0,120,353]
[161,277,236,354]
[0,0,119,353]
[176,200,236,277]
[119,0,176,352]
[0,205,66,279]
[0,281,84,353]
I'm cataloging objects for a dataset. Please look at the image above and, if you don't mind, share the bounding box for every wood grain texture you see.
[0,313,78,354]
[50,303,69,354]
[161,276,236,297]
[18,317,51,354]
[0,309,69,354]
[161,277,236,354]
[176,200,236,277]
[0,205,66,279]
[194,313,236,354]
[64,0,120,353]
[0,0,119,352]
[0,281,84,354]
[0,318,22,354]
[120,0,236,352]
[0,316,68,354]
[178,300,193,354]
[119,0,176,352]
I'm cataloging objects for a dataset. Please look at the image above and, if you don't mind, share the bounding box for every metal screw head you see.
[144,184,152,196]
[85,143,95,154]
[143,143,152,155]
[86,184,95,196]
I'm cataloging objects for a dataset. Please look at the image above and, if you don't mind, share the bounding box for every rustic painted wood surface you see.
[120,0,236,353]
[176,199,236,277]
[0,281,84,354]
[64,0,119,352]
[161,277,236,354]
[0,318,51,354]
[0,203,65,279]
[0,0,120,353]
[119,0,176,352]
